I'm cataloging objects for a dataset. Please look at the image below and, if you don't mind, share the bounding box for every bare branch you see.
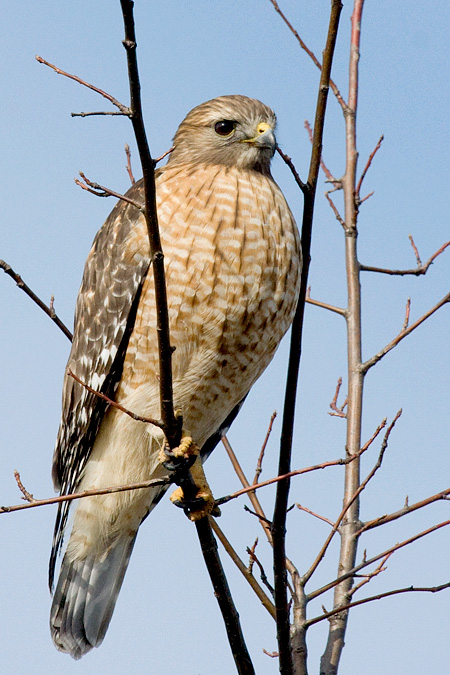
[75,172,144,210]
[125,143,136,184]
[0,259,73,341]
[328,377,348,417]
[357,486,450,536]
[355,135,384,199]
[307,581,450,627]
[68,370,165,430]
[210,519,276,620]
[276,146,306,193]
[306,286,346,316]
[36,55,130,114]
[304,119,339,184]
[360,238,450,276]
[0,475,171,514]
[296,503,334,527]
[325,186,346,228]
[303,416,389,586]
[268,0,347,110]
[362,293,450,372]
[253,411,277,484]
[71,111,126,117]
[14,471,35,502]
[247,545,275,597]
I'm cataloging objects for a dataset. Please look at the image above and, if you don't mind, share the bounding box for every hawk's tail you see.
[50,533,137,659]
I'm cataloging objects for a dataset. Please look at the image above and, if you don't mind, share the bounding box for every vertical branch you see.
[119,4,254,671]
[119,0,178,447]
[320,2,365,673]
[196,518,255,675]
[272,2,343,673]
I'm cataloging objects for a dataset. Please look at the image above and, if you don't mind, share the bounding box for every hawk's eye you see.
[214,120,236,137]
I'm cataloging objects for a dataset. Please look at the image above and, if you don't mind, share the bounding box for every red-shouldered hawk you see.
[50,95,301,658]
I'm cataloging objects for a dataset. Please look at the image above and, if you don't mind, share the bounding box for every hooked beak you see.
[240,122,276,152]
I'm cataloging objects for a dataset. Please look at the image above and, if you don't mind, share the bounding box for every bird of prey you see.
[50,95,302,658]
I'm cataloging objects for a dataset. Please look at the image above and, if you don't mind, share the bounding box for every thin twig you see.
[302,416,389,586]
[360,238,450,276]
[328,377,348,417]
[75,172,144,210]
[125,143,136,184]
[306,287,346,317]
[14,471,34,502]
[247,545,275,596]
[362,293,450,372]
[296,503,334,527]
[36,56,130,114]
[253,412,277,484]
[276,147,305,192]
[71,111,126,117]
[0,475,172,514]
[356,486,450,536]
[307,581,450,627]
[210,520,276,620]
[68,370,165,430]
[0,260,73,341]
[268,0,347,110]
[304,119,338,183]
[355,135,384,199]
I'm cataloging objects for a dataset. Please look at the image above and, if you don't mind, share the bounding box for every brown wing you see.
[50,180,150,586]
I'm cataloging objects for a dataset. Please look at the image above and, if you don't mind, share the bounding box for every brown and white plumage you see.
[50,95,301,658]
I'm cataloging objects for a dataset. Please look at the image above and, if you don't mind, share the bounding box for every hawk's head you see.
[168,95,277,174]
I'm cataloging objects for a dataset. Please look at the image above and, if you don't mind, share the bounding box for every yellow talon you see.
[169,455,219,521]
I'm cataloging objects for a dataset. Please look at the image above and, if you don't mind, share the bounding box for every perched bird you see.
[50,95,301,658]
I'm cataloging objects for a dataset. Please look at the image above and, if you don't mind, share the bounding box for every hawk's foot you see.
[170,456,221,521]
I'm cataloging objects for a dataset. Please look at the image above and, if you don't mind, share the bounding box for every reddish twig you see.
[263,649,279,658]
[349,552,392,596]
[75,172,144,210]
[362,293,450,372]
[68,370,165,431]
[307,580,450,627]
[306,286,346,316]
[360,238,450,276]
[409,234,422,265]
[328,377,348,417]
[125,143,136,184]
[325,187,346,228]
[14,471,34,502]
[355,134,384,199]
[302,415,390,586]
[401,297,411,332]
[296,503,334,527]
[268,0,347,110]
[357,486,450,536]
[36,56,130,114]
[217,453,362,507]
[0,260,73,341]
[253,411,277,484]
[247,538,258,574]
[0,475,171,514]
[154,146,174,165]
[209,520,276,620]
[304,120,338,184]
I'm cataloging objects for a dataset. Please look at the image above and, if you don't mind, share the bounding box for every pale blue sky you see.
[1,2,449,673]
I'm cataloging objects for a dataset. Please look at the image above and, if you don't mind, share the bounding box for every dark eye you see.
[214,120,236,137]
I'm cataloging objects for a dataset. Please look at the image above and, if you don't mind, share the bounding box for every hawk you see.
[50,95,301,658]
